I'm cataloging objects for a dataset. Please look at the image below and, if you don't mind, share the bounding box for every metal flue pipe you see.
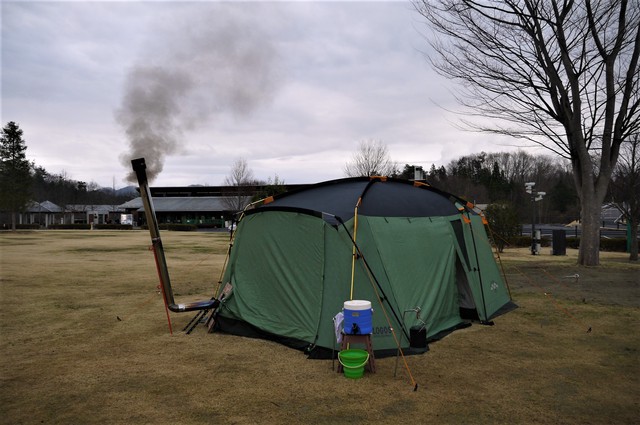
[131,158,219,313]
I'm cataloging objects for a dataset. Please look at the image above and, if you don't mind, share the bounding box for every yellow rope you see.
[482,214,513,299]
[349,199,361,301]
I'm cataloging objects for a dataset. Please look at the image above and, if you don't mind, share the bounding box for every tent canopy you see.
[216,177,515,357]
[261,177,460,219]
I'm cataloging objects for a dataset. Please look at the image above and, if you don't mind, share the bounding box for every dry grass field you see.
[1,230,638,424]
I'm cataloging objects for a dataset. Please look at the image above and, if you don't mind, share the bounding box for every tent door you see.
[455,255,479,320]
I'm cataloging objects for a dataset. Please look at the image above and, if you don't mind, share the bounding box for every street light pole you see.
[525,182,536,255]
[532,196,536,254]
[525,182,545,255]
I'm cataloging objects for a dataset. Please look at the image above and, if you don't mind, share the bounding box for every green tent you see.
[216,177,515,357]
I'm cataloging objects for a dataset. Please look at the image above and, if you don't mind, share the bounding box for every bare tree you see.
[222,158,255,212]
[344,139,398,177]
[416,0,640,266]
[609,134,640,260]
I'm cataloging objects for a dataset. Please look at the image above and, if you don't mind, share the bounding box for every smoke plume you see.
[117,5,281,182]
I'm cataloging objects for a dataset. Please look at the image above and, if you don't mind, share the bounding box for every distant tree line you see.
[397,150,580,225]
[31,165,135,207]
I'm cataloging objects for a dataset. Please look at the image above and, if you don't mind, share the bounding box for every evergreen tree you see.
[0,122,32,230]
[484,202,520,253]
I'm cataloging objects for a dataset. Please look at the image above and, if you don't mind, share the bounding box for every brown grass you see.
[1,230,638,424]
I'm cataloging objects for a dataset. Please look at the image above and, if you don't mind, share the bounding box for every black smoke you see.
[117,4,281,182]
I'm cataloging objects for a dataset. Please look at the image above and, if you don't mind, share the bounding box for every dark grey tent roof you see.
[257,177,461,221]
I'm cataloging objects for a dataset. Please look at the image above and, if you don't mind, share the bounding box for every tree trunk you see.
[576,166,608,267]
[578,201,601,266]
[11,211,17,231]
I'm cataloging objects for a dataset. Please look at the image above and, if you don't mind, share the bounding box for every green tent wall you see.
[215,177,515,357]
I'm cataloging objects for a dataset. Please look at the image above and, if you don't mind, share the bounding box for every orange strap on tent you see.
[462,215,471,224]
[480,211,489,225]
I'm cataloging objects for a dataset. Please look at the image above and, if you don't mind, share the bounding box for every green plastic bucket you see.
[338,349,369,379]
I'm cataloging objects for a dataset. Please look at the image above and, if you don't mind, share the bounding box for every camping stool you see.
[337,333,376,374]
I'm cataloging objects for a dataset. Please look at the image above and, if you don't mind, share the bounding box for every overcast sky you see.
[2,0,527,188]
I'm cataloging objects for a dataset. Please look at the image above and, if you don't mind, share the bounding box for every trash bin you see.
[552,230,566,255]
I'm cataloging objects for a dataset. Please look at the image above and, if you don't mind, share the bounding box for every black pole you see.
[335,216,410,342]
[531,193,537,255]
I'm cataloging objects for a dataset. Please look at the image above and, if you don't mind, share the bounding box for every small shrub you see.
[16,224,41,230]
[196,223,223,229]
[48,224,91,230]
[566,237,580,249]
[503,235,626,252]
[158,224,197,232]
[600,238,627,252]
[93,224,133,230]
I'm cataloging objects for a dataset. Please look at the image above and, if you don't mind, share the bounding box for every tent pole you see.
[216,198,256,297]
[482,213,513,299]
[336,216,409,341]
[349,199,361,301]
[357,247,419,390]
[337,212,419,389]
[349,230,418,389]
[348,177,383,301]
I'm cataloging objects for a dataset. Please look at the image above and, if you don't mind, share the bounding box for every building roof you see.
[26,201,63,213]
[121,197,235,213]
[601,203,624,223]
[25,202,125,214]
[65,204,125,213]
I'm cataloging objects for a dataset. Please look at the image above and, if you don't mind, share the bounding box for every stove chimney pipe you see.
[132,157,219,313]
